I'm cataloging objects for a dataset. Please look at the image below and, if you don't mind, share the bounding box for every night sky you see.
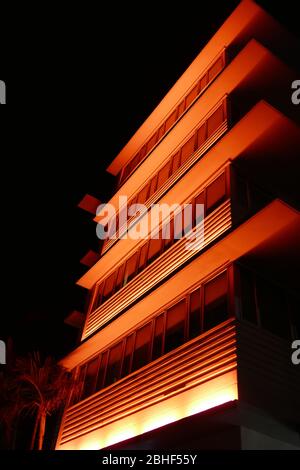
[2,1,299,359]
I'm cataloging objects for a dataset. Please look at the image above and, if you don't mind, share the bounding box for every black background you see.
[1,1,299,359]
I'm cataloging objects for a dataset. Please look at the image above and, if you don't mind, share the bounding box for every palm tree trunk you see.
[30,411,40,450]
[38,412,46,450]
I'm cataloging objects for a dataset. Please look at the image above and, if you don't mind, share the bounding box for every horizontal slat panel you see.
[83,199,232,339]
[102,118,228,254]
[59,320,237,445]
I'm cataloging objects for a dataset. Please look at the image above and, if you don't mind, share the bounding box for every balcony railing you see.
[102,105,228,255]
[83,198,232,340]
[58,319,237,448]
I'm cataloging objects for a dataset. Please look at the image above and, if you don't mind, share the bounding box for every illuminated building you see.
[56,0,300,450]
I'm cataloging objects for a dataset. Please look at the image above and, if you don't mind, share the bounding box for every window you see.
[137,242,149,273]
[189,289,201,339]
[121,334,134,378]
[75,365,87,404]
[208,56,223,82]
[165,300,187,353]
[146,131,158,153]
[240,268,257,324]
[174,211,184,241]
[256,278,290,339]
[152,314,165,360]
[162,219,172,249]
[185,84,198,108]
[147,236,162,264]
[171,151,181,174]
[132,323,152,372]
[207,104,224,138]
[203,272,228,331]
[165,109,177,132]
[96,351,108,391]
[115,263,126,291]
[206,172,226,215]
[105,342,123,387]
[102,271,116,302]
[199,73,208,91]
[196,123,207,150]
[148,175,157,198]
[157,124,165,140]
[157,161,171,189]
[181,135,195,165]
[124,253,138,285]
[194,191,205,226]
[177,100,185,118]
[137,183,149,205]
[82,357,99,399]
[94,283,104,309]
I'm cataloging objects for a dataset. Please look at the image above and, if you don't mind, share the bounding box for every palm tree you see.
[11,352,79,450]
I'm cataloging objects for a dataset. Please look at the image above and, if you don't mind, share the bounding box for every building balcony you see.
[83,197,232,340]
[57,315,300,450]
[58,319,238,449]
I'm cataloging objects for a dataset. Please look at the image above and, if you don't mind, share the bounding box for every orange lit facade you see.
[56,0,300,450]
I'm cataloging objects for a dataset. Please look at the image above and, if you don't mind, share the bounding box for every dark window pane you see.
[137,183,149,205]
[199,73,208,91]
[240,268,257,324]
[194,191,205,226]
[121,164,130,183]
[203,272,228,331]
[157,124,165,140]
[177,100,185,118]
[163,218,174,250]
[174,211,183,240]
[196,123,207,150]
[96,351,108,391]
[157,161,171,189]
[181,135,195,165]
[256,278,290,339]
[165,109,177,132]
[152,314,165,360]
[132,323,152,372]
[183,204,193,236]
[139,145,147,161]
[138,242,149,273]
[206,172,226,215]
[147,236,162,264]
[94,282,104,309]
[82,357,99,399]
[146,131,158,154]
[75,365,87,403]
[115,263,126,291]
[103,271,116,302]
[208,56,223,82]
[185,84,198,108]
[171,151,181,174]
[149,175,157,198]
[124,253,138,285]
[121,334,135,378]
[105,342,123,387]
[207,104,224,137]
[189,289,201,339]
[165,300,187,353]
